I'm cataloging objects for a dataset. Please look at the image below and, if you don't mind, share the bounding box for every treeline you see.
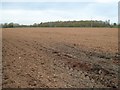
[0,23,28,28]
[0,20,119,28]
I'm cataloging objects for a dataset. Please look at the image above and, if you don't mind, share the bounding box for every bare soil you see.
[2,28,119,88]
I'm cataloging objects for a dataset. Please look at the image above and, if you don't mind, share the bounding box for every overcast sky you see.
[0,0,119,25]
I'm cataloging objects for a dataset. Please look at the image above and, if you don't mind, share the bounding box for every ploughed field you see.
[2,28,119,88]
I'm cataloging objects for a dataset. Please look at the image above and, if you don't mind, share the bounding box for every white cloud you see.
[1,8,117,24]
[95,0,119,3]
[0,1,117,24]
[1,0,119,3]
[1,9,71,24]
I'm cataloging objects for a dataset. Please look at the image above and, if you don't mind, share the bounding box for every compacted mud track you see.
[2,28,119,88]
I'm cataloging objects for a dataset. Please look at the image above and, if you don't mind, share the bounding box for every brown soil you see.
[2,28,119,88]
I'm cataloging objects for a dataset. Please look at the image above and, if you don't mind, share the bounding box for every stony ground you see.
[2,28,119,88]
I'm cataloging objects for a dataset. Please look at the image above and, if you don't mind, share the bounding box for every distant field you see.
[2,28,118,88]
